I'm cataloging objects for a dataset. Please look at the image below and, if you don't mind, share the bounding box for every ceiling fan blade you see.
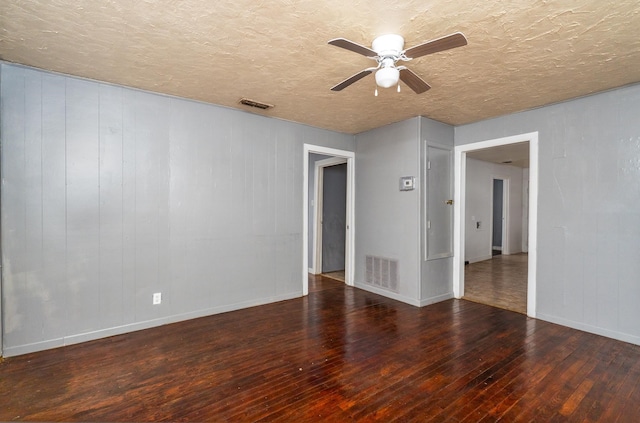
[404,32,468,59]
[331,69,374,91]
[399,68,431,94]
[328,38,378,57]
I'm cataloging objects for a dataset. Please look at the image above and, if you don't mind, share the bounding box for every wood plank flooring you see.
[464,253,528,314]
[2,275,640,421]
[321,269,345,282]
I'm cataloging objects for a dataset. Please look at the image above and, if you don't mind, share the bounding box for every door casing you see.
[453,132,538,318]
[303,145,355,295]
[313,157,348,275]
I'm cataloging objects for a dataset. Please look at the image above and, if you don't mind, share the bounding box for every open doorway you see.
[453,132,538,318]
[463,160,526,313]
[302,145,355,296]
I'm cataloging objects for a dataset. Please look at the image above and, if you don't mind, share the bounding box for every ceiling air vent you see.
[239,98,274,110]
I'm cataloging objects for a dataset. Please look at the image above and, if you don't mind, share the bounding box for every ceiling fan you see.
[328,32,467,94]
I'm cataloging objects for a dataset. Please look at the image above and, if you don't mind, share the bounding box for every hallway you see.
[463,253,528,314]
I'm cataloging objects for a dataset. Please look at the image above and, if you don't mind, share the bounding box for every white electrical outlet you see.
[152,292,162,305]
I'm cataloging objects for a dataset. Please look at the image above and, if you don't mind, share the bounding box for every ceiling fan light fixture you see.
[371,34,405,56]
[328,31,467,94]
[375,66,399,88]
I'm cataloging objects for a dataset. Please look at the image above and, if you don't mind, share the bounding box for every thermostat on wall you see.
[400,176,415,191]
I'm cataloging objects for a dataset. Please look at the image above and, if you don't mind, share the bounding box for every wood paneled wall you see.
[0,64,354,356]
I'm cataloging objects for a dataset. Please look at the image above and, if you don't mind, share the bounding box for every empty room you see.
[1,0,640,421]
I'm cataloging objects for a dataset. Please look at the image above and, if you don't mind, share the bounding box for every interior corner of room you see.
[2,62,640,358]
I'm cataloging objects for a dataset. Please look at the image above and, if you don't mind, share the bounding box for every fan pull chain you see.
[374,88,378,97]
[397,84,401,93]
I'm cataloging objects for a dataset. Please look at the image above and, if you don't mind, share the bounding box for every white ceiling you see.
[2,0,640,134]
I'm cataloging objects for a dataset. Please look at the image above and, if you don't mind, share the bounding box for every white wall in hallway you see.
[464,158,524,263]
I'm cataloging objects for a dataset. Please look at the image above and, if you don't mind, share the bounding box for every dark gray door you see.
[322,163,347,273]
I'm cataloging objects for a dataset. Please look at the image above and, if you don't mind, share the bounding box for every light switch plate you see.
[400,176,415,191]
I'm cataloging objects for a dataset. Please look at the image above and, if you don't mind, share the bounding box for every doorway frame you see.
[453,132,538,318]
[313,157,348,275]
[303,145,355,295]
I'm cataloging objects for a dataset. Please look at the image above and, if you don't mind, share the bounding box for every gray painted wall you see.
[464,159,524,263]
[354,118,421,304]
[353,116,455,305]
[321,163,347,273]
[456,83,640,345]
[0,63,354,356]
[419,117,455,304]
[5,61,638,354]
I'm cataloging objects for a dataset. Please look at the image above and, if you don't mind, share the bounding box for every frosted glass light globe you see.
[375,67,399,88]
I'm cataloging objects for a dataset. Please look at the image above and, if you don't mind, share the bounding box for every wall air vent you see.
[365,255,399,293]
[239,98,274,110]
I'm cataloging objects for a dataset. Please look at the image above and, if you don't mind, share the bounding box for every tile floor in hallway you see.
[463,253,528,314]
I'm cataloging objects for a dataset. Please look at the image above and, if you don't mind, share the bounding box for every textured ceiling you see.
[2,0,640,134]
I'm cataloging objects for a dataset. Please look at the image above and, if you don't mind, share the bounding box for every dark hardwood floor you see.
[2,275,640,421]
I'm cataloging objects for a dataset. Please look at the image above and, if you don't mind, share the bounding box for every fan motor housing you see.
[372,34,405,57]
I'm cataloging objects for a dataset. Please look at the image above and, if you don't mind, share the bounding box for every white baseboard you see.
[3,292,302,357]
[536,313,640,347]
[419,292,454,307]
[466,254,492,264]
[354,283,455,308]
[354,282,421,307]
